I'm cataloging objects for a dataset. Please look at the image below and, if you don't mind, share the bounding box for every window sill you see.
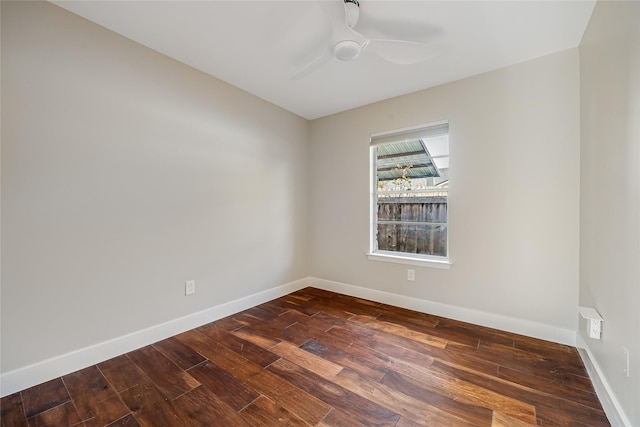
[367,252,452,270]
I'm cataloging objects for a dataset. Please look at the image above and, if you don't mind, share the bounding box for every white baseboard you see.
[308,277,577,346]
[0,278,310,397]
[576,334,631,427]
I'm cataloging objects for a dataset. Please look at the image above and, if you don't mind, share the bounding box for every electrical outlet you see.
[407,269,415,281]
[588,318,601,339]
[185,280,195,296]
[623,347,630,378]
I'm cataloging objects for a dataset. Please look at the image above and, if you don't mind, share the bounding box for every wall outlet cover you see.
[185,280,195,296]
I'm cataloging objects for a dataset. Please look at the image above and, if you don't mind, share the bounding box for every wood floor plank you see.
[186,361,260,411]
[378,313,484,348]
[62,365,112,396]
[379,367,495,425]
[241,305,283,321]
[381,365,537,424]
[307,311,354,330]
[238,395,309,427]
[265,295,322,316]
[436,318,516,347]
[278,315,340,345]
[365,332,500,378]
[6,288,610,427]
[299,338,388,382]
[535,403,610,427]
[381,371,492,425]
[376,303,441,326]
[431,359,610,426]
[252,301,291,318]
[74,393,130,427]
[238,320,309,347]
[306,292,381,317]
[175,329,264,378]
[289,297,356,321]
[127,345,200,400]
[393,416,435,427]
[212,312,257,332]
[365,336,436,371]
[273,308,314,327]
[454,339,589,380]
[173,385,251,426]
[268,358,401,427]
[358,323,450,359]
[118,382,190,427]
[63,365,129,425]
[321,322,378,345]
[176,329,332,425]
[350,314,449,349]
[105,414,141,427]
[512,333,579,360]
[232,315,304,350]
[284,291,314,302]
[0,392,29,427]
[63,365,128,424]
[152,336,207,371]
[198,323,281,367]
[245,370,333,426]
[497,364,601,409]
[376,311,440,329]
[26,401,81,427]
[440,328,511,350]
[491,411,537,427]
[229,326,281,350]
[317,408,387,427]
[99,353,194,426]
[20,377,71,419]
[309,300,376,319]
[334,368,485,427]
[430,347,500,377]
[270,341,344,379]
[97,355,148,393]
[563,371,597,393]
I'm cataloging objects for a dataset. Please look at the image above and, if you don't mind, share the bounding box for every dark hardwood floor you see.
[1,287,610,426]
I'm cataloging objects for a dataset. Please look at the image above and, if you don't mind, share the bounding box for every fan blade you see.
[287,3,334,66]
[318,0,347,28]
[291,49,333,80]
[355,2,442,42]
[366,39,439,65]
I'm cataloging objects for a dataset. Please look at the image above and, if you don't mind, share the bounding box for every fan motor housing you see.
[334,40,361,61]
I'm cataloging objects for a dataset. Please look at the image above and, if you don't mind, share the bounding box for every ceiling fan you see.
[292,0,439,80]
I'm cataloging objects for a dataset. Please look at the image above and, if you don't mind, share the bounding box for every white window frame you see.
[368,121,452,270]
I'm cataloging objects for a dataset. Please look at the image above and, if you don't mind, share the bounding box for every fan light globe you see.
[334,40,361,61]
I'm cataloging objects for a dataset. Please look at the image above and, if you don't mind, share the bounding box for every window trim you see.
[366,251,452,269]
[368,121,451,269]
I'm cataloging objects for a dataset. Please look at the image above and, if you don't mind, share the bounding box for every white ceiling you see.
[51,0,596,120]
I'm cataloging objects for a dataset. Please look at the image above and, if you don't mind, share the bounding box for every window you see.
[369,122,450,267]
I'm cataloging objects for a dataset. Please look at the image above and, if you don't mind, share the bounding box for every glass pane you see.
[376,136,449,192]
[376,223,447,257]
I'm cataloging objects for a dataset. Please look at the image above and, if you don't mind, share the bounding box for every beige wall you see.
[309,49,581,334]
[1,1,309,373]
[579,1,640,424]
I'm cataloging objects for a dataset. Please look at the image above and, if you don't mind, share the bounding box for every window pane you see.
[376,223,447,257]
